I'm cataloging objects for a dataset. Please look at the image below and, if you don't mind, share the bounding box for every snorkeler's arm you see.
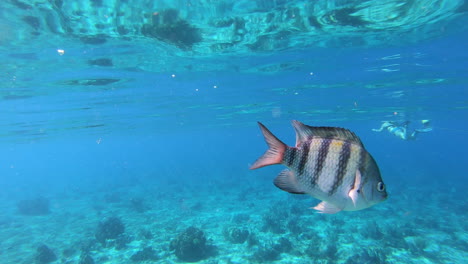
[372,122,389,132]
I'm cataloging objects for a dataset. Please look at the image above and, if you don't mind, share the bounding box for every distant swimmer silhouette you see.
[372,120,432,140]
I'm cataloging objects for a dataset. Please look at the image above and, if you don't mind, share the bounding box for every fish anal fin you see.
[312,201,342,214]
[273,169,306,194]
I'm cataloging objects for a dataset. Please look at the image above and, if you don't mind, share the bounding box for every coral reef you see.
[95,217,125,244]
[103,192,122,203]
[17,197,50,216]
[138,228,153,240]
[35,244,57,264]
[261,202,289,234]
[251,237,293,262]
[130,247,159,262]
[286,218,303,235]
[252,246,280,262]
[232,213,250,224]
[275,237,293,253]
[405,236,430,254]
[79,253,95,264]
[190,201,204,211]
[62,247,76,258]
[362,221,384,240]
[344,248,387,264]
[305,239,337,262]
[114,234,132,250]
[246,233,259,247]
[130,198,149,213]
[78,239,99,253]
[169,226,212,262]
[223,227,250,244]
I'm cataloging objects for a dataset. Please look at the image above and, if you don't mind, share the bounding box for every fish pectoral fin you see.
[312,201,342,214]
[273,169,306,194]
[349,189,359,207]
[348,170,362,207]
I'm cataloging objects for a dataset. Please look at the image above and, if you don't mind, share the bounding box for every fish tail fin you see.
[250,122,287,170]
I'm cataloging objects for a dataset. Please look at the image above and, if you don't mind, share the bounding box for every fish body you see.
[250,120,387,214]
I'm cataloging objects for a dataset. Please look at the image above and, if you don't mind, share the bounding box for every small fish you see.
[250,120,387,214]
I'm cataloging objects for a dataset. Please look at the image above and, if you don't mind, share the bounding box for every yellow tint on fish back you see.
[330,140,344,148]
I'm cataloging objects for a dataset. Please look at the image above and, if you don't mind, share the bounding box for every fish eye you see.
[377,182,385,192]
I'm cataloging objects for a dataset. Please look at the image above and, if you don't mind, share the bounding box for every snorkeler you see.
[372,120,432,140]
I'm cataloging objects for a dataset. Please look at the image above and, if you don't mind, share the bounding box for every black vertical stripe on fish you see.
[286,148,297,166]
[329,141,351,195]
[298,141,310,175]
[360,147,367,171]
[311,138,331,186]
[354,147,367,189]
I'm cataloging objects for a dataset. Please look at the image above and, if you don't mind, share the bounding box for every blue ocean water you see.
[1,1,467,263]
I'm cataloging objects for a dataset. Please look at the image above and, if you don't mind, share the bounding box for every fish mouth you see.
[382,192,389,200]
[381,192,388,201]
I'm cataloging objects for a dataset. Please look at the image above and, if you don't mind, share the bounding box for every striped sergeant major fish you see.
[250,120,387,214]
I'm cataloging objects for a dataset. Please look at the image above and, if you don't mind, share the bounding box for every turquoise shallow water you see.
[0,1,467,263]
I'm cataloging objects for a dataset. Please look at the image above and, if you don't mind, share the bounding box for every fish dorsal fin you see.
[292,120,363,146]
[292,120,311,147]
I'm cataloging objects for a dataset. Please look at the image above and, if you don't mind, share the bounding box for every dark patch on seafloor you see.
[17,197,50,216]
[35,244,57,264]
[61,78,121,86]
